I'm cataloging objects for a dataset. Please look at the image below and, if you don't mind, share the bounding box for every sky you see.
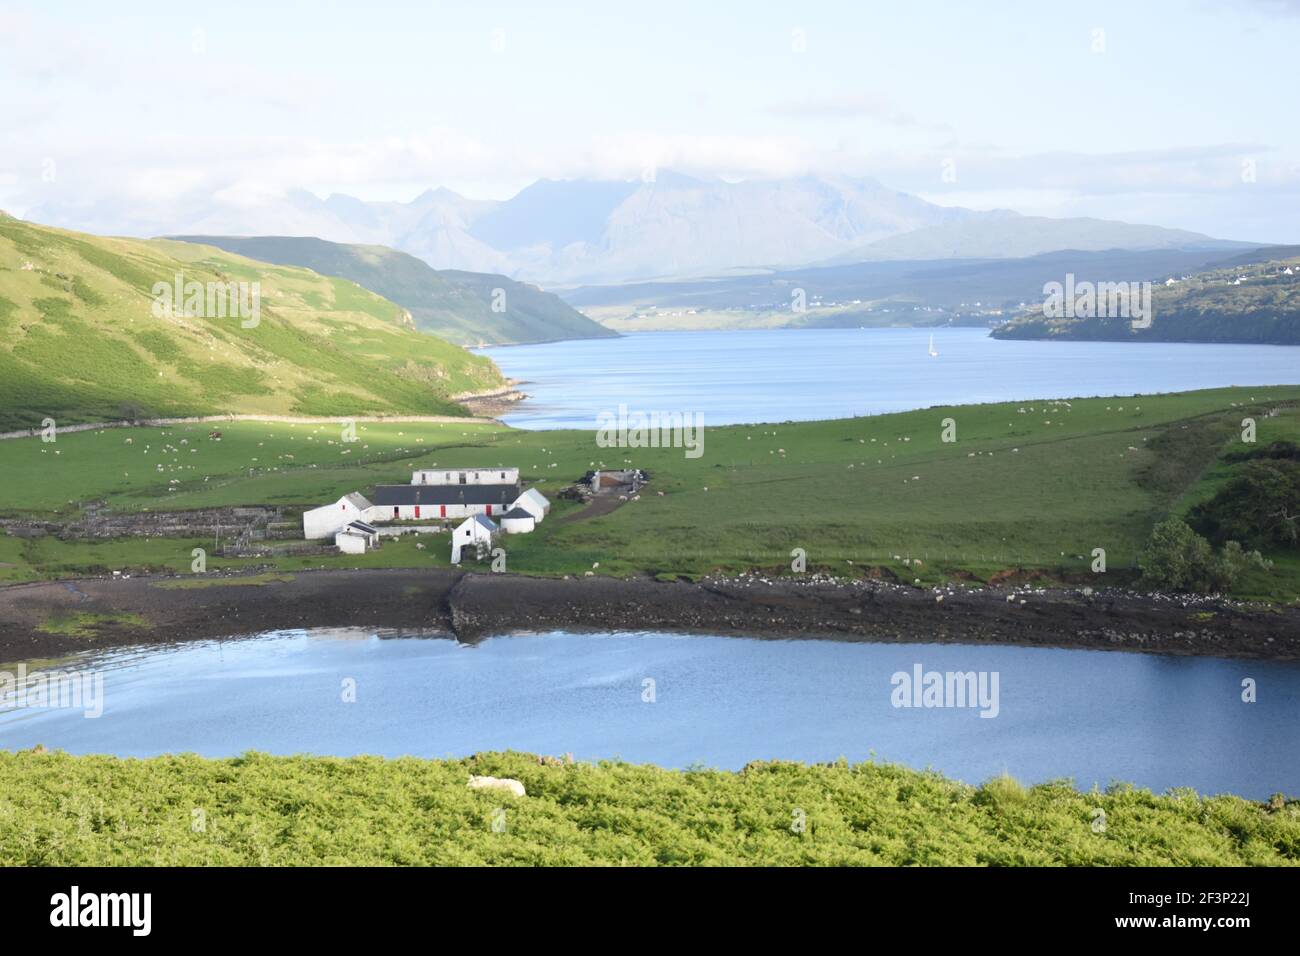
[3,0,1300,242]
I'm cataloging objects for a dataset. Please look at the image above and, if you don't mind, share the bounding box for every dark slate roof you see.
[348,520,378,534]
[500,507,533,519]
[371,483,520,507]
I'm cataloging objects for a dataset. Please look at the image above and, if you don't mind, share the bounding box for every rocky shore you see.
[2,568,1298,662]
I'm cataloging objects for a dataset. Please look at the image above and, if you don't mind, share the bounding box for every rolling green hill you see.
[993,252,1300,344]
[0,215,505,431]
[169,235,617,346]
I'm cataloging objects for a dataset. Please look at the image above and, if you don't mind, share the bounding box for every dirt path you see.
[552,496,628,526]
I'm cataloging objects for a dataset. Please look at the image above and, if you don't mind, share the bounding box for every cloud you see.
[1245,0,1300,13]
[765,93,946,131]
[3,108,1296,246]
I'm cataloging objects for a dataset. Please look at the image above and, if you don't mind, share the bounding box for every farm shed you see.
[303,493,374,540]
[511,487,551,522]
[499,507,536,534]
[450,514,498,564]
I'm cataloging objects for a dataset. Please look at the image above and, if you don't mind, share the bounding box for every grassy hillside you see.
[170,235,616,347]
[994,253,1300,343]
[0,750,1294,865]
[1,386,1297,601]
[0,215,504,431]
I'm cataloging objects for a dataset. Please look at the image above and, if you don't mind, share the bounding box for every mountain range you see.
[27,172,1246,286]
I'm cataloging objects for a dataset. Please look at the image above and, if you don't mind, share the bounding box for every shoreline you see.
[2,567,1298,663]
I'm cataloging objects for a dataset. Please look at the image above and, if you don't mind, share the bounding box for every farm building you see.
[585,469,646,495]
[498,507,536,534]
[301,469,550,552]
[335,520,380,554]
[412,468,519,486]
[303,493,374,540]
[371,482,520,521]
[450,515,498,564]
[511,487,551,521]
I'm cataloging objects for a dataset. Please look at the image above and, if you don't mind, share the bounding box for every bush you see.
[1139,518,1271,593]
[1189,458,1300,550]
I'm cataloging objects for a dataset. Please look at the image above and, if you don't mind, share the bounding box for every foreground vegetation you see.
[1,385,1298,601]
[0,750,1294,866]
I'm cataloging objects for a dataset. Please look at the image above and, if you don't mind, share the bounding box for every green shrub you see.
[1139,517,1271,592]
[1190,458,1300,550]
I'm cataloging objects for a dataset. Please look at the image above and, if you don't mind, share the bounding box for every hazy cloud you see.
[765,93,948,132]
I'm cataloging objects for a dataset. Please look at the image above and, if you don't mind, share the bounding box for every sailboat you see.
[927,333,939,358]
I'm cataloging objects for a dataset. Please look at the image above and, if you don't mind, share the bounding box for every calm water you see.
[3,629,1297,798]
[486,328,1300,428]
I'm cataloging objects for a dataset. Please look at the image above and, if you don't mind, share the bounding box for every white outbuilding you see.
[304,493,374,540]
[450,514,498,564]
[498,507,536,534]
[511,488,551,522]
[412,467,519,486]
[335,520,379,554]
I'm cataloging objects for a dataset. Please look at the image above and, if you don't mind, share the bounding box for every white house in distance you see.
[412,467,519,486]
[498,507,536,534]
[371,482,521,521]
[303,492,374,540]
[450,515,498,564]
[511,487,551,522]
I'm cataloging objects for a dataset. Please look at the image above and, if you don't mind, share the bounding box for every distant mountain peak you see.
[29,173,1237,286]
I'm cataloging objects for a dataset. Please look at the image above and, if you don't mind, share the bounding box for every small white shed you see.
[499,507,536,534]
[335,520,379,554]
[511,488,551,523]
[450,514,498,564]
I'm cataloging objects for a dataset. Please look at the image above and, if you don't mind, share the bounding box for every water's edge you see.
[3,568,1300,665]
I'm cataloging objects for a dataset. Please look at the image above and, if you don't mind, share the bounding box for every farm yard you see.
[1,385,1299,601]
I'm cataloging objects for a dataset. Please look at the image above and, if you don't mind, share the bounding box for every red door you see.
[486,505,492,516]
[440,505,446,518]
[415,506,421,519]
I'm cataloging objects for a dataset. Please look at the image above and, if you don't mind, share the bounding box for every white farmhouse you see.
[450,515,498,564]
[334,520,380,554]
[511,487,551,522]
[303,492,374,540]
[412,467,519,486]
[371,482,519,521]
